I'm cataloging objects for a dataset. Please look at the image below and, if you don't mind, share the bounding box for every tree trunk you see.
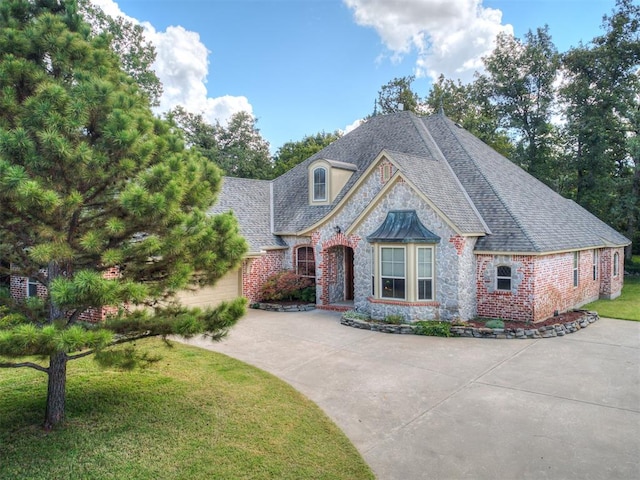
[44,351,67,430]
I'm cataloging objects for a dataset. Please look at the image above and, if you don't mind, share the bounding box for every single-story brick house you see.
[6,111,629,323]
[207,111,629,322]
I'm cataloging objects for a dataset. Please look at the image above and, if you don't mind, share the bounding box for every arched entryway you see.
[321,245,355,307]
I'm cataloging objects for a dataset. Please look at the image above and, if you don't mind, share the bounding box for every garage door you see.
[176,268,242,308]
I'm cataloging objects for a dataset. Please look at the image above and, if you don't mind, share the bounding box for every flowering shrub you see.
[259,271,315,302]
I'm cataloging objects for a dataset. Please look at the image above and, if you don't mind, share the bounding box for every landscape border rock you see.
[340,311,599,339]
[252,302,316,312]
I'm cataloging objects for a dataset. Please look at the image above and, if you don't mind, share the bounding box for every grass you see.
[584,275,640,321]
[0,338,374,480]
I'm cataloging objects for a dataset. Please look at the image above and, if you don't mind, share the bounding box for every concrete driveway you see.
[182,309,640,480]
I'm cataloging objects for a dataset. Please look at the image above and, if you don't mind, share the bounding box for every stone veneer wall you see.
[346,180,470,321]
[241,250,285,302]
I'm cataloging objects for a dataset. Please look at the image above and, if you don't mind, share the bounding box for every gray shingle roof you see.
[423,114,630,252]
[218,111,629,254]
[208,176,285,253]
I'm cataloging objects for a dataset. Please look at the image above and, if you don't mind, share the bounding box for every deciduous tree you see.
[481,26,561,187]
[272,131,341,177]
[560,0,639,257]
[0,0,247,429]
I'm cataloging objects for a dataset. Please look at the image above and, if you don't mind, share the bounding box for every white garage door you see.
[176,268,242,308]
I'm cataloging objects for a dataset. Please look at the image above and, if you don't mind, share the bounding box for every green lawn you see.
[0,338,373,480]
[584,275,640,321]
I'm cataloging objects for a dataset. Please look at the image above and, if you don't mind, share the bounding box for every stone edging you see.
[340,311,599,339]
[252,302,316,312]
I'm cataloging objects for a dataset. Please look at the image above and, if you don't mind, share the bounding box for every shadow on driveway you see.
[181,309,640,480]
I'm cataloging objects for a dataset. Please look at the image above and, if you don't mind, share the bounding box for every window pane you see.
[382,278,405,299]
[418,248,432,278]
[418,279,432,300]
[497,278,511,291]
[381,248,393,262]
[497,266,511,277]
[393,249,405,262]
[392,262,405,277]
[313,168,326,200]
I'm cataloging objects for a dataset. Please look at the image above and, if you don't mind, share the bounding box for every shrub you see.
[384,314,404,325]
[343,310,370,321]
[258,271,314,302]
[413,321,451,337]
[484,319,505,329]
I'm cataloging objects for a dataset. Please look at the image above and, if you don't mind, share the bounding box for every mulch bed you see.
[464,310,586,330]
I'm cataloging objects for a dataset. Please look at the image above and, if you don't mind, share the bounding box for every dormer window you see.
[308,159,356,205]
[313,167,327,202]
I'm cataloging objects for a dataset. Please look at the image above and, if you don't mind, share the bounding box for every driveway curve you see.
[182,309,640,480]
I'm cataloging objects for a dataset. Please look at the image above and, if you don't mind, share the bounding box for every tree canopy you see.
[167,107,273,180]
[272,131,341,178]
[0,0,247,429]
[372,0,638,255]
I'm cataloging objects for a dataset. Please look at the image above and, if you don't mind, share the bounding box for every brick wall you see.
[241,251,285,302]
[10,267,121,323]
[477,254,535,322]
[318,232,361,305]
[476,248,623,322]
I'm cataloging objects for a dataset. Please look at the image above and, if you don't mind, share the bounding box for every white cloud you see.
[343,0,513,83]
[342,118,364,135]
[90,0,252,125]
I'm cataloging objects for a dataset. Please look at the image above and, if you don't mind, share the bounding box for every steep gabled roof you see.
[272,112,488,234]
[423,114,630,252]
[221,111,628,254]
[208,176,285,253]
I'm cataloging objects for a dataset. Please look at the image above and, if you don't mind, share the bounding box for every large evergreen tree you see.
[0,0,247,429]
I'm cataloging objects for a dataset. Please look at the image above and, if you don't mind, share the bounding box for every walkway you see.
[181,309,640,479]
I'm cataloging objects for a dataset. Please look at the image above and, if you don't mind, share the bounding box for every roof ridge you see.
[413,116,491,235]
[436,116,541,251]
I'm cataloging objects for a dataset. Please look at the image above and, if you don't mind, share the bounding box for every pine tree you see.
[0,0,247,429]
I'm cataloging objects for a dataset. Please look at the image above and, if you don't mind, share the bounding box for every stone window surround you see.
[496,265,512,292]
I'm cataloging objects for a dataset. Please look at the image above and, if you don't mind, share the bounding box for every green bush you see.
[343,310,370,321]
[298,286,316,303]
[384,314,404,325]
[625,258,640,275]
[413,321,451,337]
[485,319,505,329]
[258,271,314,302]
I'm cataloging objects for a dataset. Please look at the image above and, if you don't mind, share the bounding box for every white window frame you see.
[613,252,619,277]
[416,247,434,300]
[380,246,406,300]
[593,250,598,281]
[496,265,512,292]
[573,252,579,287]
[312,167,327,202]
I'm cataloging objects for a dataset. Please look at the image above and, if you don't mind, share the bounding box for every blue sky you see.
[95,0,618,152]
